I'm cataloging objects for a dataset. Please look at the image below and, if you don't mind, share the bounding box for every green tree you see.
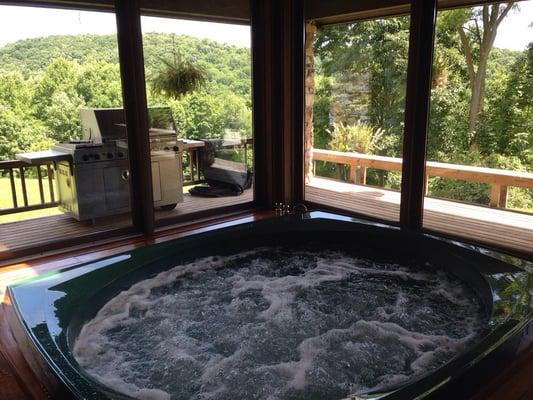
[0,33,249,158]
[0,105,51,159]
[32,58,79,111]
[41,91,84,142]
[76,59,122,107]
[455,3,516,136]
[0,72,32,111]
[170,87,251,139]
[314,17,410,157]
[478,45,533,163]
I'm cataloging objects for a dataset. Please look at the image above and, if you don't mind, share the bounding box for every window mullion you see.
[115,0,154,235]
[399,0,437,229]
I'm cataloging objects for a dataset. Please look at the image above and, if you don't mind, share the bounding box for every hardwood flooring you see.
[0,191,253,261]
[306,177,533,254]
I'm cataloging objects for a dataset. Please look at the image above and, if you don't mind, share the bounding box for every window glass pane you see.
[304,16,410,222]
[423,1,533,253]
[140,16,253,222]
[0,5,133,258]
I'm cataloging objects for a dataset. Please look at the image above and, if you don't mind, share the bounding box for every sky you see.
[493,1,533,50]
[0,6,251,48]
[0,3,532,50]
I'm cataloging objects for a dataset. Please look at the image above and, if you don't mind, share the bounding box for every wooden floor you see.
[2,178,532,259]
[0,190,253,260]
[155,189,253,221]
[306,177,533,254]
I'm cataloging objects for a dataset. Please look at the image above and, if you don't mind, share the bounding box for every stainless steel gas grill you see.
[52,107,184,221]
[52,141,131,220]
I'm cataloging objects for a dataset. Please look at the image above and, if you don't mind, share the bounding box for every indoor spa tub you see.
[6,211,533,400]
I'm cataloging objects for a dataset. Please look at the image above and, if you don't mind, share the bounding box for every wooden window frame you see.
[0,0,261,261]
[399,0,437,229]
[134,6,260,230]
[301,0,532,259]
[301,2,430,228]
[118,1,262,232]
[115,0,155,235]
[0,0,529,261]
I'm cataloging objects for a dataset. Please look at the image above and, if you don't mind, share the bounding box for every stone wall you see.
[330,70,371,125]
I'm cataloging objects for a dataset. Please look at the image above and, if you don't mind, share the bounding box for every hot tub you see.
[6,211,533,400]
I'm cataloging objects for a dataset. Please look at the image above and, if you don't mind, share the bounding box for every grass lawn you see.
[0,177,62,224]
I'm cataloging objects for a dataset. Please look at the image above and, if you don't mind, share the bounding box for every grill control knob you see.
[93,153,100,160]
[82,154,89,162]
[117,151,124,158]
[107,152,114,159]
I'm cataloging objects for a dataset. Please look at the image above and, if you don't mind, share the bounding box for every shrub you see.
[328,121,384,154]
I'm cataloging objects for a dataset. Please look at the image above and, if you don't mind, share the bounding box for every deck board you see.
[306,177,533,254]
[1,178,531,257]
[0,191,253,258]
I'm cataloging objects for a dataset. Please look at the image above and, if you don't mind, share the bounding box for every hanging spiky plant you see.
[151,51,207,100]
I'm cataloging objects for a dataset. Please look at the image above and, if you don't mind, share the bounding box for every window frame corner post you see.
[399,0,437,230]
[251,0,305,208]
[114,0,154,235]
[290,0,305,205]
[251,0,274,209]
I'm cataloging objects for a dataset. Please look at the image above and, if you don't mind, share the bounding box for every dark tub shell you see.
[7,211,533,400]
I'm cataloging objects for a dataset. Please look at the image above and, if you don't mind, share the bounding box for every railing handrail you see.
[312,148,533,209]
[0,160,30,169]
[312,148,533,189]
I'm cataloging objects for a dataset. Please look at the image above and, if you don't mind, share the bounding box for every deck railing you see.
[0,138,253,216]
[312,148,533,209]
[0,160,58,216]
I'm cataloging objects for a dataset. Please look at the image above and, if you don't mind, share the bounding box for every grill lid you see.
[80,107,178,143]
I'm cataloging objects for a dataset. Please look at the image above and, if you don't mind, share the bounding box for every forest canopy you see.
[0,33,252,160]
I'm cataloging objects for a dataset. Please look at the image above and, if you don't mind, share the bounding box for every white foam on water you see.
[74,247,487,400]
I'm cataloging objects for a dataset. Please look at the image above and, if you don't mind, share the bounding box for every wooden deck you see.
[2,177,531,260]
[155,188,253,221]
[0,190,253,260]
[306,177,533,254]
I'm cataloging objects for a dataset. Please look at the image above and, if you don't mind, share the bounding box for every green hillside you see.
[0,35,120,73]
[0,33,252,160]
[0,33,251,96]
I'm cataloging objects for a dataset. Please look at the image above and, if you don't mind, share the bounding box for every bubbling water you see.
[73,247,487,400]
